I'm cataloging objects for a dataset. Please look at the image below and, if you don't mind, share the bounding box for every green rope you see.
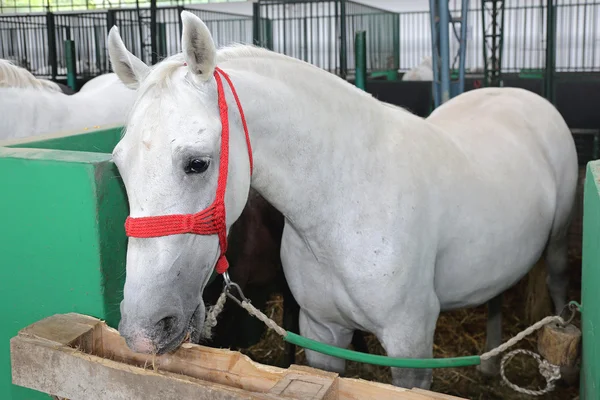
[284,331,481,369]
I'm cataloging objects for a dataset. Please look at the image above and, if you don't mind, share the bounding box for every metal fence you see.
[0,0,246,14]
[398,0,600,73]
[0,6,253,79]
[2,0,599,80]
[254,0,398,78]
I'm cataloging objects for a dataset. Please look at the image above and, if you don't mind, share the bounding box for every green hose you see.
[282,301,583,368]
[284,331,481,368]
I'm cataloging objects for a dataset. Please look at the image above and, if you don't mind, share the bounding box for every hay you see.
[241,272,580,399]
[240,168,585,400]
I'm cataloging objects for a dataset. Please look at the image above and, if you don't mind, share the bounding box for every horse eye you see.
[184,158,210,174]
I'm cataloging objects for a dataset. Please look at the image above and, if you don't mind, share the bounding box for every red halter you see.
[124,66,253,275]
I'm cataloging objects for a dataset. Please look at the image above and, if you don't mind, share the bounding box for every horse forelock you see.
[0,59,61,93]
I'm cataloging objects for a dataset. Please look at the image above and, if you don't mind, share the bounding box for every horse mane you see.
[140,44,373,101]
[0,59,61,92]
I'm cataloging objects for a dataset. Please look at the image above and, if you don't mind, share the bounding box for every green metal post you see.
[150,0,157,65]
[157,23,167,60]
[263,18,273,50]
[544,0,556,104]
[339,0,347,79]
[354,31,367,91]
[581,161,600,399]
[252,2,261,46]
[392,13,400,78]
[94,25,103,72]
[64,39,77,91]
[177,6,184,38]
[46,12,57,81]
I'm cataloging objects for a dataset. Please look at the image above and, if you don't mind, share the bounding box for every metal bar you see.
[544,0,556,103]
[282,1,287,54]
[393,13,400,71]
[46,11,57,81]
[64,39,77,90]
[354,30,366,90]
[439,0,451,103]
[107,9,116,31]
[150,0,157,65]
[177,6,184,39]
[94,24,102,73]
[429,0,441,107]
[458,0,468,91]
[157,22,166,60]
[340,0,347,78]
[253,2,261,46]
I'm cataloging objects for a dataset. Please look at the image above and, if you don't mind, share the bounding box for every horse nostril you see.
[156,316,178,333]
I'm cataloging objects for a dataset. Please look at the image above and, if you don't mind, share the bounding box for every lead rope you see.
[478,314,566,396]
[200,289,228,340]
[499,349,561,396]
[204,279,577,397]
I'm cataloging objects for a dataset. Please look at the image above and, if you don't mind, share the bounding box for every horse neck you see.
[222,58,398,233]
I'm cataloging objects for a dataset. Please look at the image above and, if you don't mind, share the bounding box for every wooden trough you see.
[10,313,465,400]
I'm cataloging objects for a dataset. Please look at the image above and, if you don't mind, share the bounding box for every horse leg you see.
[545,235,569,315]
[300,308,354,374]
[476,293,503,377]
[377,292,440,389]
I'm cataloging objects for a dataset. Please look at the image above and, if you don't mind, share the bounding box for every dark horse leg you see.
[280,270,300,367]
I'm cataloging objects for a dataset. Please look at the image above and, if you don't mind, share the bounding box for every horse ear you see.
[107,26,150,89]
[180,11,216,83]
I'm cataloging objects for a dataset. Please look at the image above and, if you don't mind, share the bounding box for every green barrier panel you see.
[519,68,544,79]
[581,160,600,399]
[0,126,128,399]
[370,70,399,81]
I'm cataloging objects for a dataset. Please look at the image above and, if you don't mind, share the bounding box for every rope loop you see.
[500,349,561,396]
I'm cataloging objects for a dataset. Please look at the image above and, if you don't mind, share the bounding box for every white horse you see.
[79,73,122,93]
[0,59,62,92]
[107,12,578,390]
[402,56,433,81]
[0,69,137,141]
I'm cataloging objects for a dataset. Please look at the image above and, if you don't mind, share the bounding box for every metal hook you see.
[558,302,578,327]
[222,271,232,289]
[221,272,250,308]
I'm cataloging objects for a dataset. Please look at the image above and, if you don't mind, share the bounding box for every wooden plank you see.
[11,336,280,400]
[410,388,469,399]
[10,314,467,400]
[268,373,337,400]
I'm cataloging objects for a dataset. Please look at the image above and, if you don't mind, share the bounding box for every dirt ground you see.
[239,167,586,400]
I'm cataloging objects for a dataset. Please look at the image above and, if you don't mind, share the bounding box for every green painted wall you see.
[581,160,600,400]
[0,127,128,399]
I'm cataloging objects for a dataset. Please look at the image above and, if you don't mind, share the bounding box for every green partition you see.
[581,160,600,399]
[0,126,128,399]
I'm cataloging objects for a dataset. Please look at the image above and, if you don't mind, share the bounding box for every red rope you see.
[216,67,253,174]
[124,66,252,275]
